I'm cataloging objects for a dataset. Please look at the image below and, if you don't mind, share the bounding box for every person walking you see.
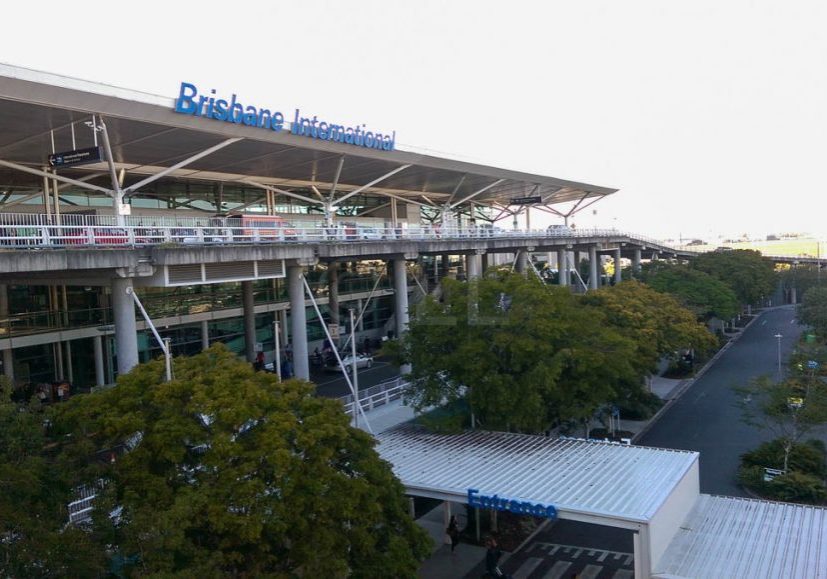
[484,536,504,578]
[446,515,460,553]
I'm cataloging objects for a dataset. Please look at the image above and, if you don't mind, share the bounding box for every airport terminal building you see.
[0,63,677,389]
[4,64,823,578]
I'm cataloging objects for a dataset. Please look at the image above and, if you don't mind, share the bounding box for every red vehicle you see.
[211,213,297,241]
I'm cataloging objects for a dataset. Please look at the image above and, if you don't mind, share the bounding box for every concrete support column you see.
[356,299,365,332]
[201,320,210,351]
[791,286,798,305]
[278,309,288,342]
[467,253,482,280]
[287,265,310,380]
[515,250,528,275]
[441,254,450,277]
[328,262,339,331]
[557,248,568,286]
[2,349,14,384]
[589,246,599,290]
[393,258,411,374]
[242,281,256,363]
[481,253,489,273]
[112,277,139,376]
[632,249,642,278]
[0,284,12,384]
[93,335,105,386]
[614,249,622,284]
[393,259,410,337]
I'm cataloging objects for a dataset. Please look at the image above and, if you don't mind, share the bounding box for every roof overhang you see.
[0,63,617,211]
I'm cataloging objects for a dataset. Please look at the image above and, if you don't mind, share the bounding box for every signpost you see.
[509,196,542,206]
[48,146,103,168]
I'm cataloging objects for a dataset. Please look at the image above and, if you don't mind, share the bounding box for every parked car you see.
[359,226,383,240]
[328,353,374,371]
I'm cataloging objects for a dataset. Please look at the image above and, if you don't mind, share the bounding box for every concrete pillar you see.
[515,250,528,275]
[328,262,339,330]
[393,259,410,337]
[589,246,599,290]
[393,258,411,374]
[633,249,642,278]
[65,341,74,383]
[242,281,256,363]
[614,249,622,284]
[441,254,450,276]
[557,248,567,286]
[112,277,139,376]
[278,309,288,342]
[481,253,489,273]
[467,253,482,280]
[0,284,12,384]
[356,299,365,332]
[201,320,210,351]
[791,286,798,305]
[287,265,310,380]
[93,335,105,386]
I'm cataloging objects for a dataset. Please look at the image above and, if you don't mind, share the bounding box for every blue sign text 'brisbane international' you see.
[467,489,558,519]
[173,82,396,152]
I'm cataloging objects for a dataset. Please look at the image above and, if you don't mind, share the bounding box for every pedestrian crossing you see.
[506,542,634,579]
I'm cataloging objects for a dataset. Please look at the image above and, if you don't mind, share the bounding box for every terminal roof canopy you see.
[655,494,827,578]
[0,63,616,212]
[377,425,698,525]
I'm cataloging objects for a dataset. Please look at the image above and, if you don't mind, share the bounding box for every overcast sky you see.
[4,1,826,240]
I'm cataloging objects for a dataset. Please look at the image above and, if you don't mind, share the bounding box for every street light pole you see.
[349,308,359,428]
[774,333,783,377]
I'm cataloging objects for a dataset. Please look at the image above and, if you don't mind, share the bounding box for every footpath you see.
[414,311,766,578]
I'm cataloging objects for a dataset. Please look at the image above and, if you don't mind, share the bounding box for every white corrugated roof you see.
[376,425,698,523]
[655,494,827,578]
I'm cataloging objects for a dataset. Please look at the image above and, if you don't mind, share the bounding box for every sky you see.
[3,1,826,241]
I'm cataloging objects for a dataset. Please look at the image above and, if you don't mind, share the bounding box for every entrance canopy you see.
[376,425,698,528]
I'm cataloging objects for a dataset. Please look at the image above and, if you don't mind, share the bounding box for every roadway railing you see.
[338,376,408,416]
[0,212,675,250]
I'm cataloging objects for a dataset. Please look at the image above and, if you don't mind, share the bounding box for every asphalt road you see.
[638,305,803,495]
[311,357,401,399]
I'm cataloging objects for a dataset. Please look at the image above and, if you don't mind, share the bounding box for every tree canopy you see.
[400,272,694,432]
[0,378,104,578]
[692,249,776,306]
[57,345,430,578]
[798,286,827,341]
[581,280,717,375]
[638,262,740,321]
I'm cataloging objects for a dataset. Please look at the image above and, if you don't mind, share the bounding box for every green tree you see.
[798,286,827,341]
[737,375,827,472]
[692,249,776,306]
[58,345,430,578]
[0,378,104,578]
[638,262,740,321]
[399,272,640,433]
[582,280,717,376]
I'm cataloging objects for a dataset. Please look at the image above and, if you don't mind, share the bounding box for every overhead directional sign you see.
[48,146,103,168]
[509,196,542,205]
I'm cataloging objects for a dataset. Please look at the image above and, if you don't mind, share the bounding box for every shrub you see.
[615,391,663,421]
[741,439,826,478]
[769,472,827,504]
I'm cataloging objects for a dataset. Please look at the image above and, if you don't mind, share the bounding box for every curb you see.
[631,309,766,444]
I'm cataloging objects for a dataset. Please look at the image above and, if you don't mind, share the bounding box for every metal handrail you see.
[0,212,682,251]
[338,376,409,416]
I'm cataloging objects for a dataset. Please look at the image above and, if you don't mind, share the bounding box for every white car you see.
[331,353,374,371]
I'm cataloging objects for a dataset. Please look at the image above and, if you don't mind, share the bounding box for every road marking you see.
[624,554,634,565]
[588,550,596,557]
[541,561,572,579]
[580,564,602,579]
[761,320,767,325]
[549,545,561,555]
[513,557,544,579]
[572,548,583,558]
[598,551,609,562]
[613,570,634,579]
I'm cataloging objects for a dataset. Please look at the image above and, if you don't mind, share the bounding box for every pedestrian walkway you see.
[415,502,487,579]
